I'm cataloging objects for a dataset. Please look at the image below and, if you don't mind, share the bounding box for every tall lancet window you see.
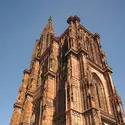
[46,33,52,48]
[92,73,107,112]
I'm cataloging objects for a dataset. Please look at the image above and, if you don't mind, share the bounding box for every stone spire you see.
[46,16,54,33]
[40,16,55,38]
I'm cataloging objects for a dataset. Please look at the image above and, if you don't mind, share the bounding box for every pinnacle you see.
[48,16,52,22]
[46,16,54,32]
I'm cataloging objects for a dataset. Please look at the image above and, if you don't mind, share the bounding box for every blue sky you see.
[0,0,125,124]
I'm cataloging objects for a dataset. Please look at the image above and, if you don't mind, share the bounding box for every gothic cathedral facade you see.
[10,16,125,125]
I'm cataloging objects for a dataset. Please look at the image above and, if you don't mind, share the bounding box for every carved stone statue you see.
[90,82,96,103]
[87,88,91,97]
[49,55,58,72]
[100,47,107,66]
[83,32,88,50]
[86,66,92,84]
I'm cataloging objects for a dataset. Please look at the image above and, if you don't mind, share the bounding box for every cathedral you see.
[10,16,125,125]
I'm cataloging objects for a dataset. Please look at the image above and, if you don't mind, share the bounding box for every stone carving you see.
[86,66,92,84]
[91,41,98,64]
[117,105,121,114]
[69,28,73,38]
[100,47,107,66]
[113,87,125,122]
[49,56,54,68]
[93,110,102,125]
[69,27,77,49]
[90,82,96,101]
[81,31,85,49]
[77,29,82,40]
[88,38,93,60]
[87,88,91,97]
[83,32,88,50]
[49,55,58,72]
[35,46,41,58]
[77,29,83,49]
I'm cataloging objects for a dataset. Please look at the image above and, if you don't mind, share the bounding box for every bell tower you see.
[10,16,125,125]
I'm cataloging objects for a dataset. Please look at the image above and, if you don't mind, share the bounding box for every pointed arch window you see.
[95,85,101,108]
[92,73,108,111]
[61,38,68,64]
[46,33,53,48]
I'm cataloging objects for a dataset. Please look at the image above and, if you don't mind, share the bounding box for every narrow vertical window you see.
[92,73,107,111]
[96,85,101,108]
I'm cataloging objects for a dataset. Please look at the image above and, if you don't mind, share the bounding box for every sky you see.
[0,0,125,124]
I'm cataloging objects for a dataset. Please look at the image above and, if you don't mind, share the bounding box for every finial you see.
[41,16,54,37]
[48,16,52,22]
[67,15,80,24]
[67,16,73,24]
[46,16,53,31]
[73,15,80,23]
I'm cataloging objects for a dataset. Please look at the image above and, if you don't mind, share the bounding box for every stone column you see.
[10,69,30,125]
[81,52,88,77]
[21,59,39,125]
[41,40,58,125]
[17,69,30,105]
[10,107,22,125]
[104,68,115,115]
[40,74,56,125]
[29,59,40,93]
[21,94,33,125]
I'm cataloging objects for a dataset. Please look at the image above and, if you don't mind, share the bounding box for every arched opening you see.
[91,73,107,111]
[62,38,68,55]
[61,38,68,80]
[46,32,53,48]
